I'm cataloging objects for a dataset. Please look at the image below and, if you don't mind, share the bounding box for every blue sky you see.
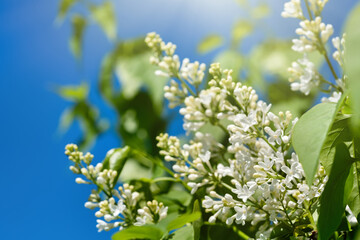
[0,0,358,239]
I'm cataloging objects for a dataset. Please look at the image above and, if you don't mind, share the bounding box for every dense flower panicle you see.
[149,36,329,237]
[65,145,168,232]
[282,0,346,99]
[145,32,206,108]
[293,17,333,53]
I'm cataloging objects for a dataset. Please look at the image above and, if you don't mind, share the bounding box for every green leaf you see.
[171,225,194,240]
[349,138,360,219]
[112,225,164,240]
[57,82,89,101]
[157,190,192,207]
[57,0,78,22]
[69,15,87,58]
[119,158,152,182]
[99,38,167,113]
[90,1,117,40]
[115,52,167,110]
[72,101,107,150]
[270,222,292,238]
[115,92,166,154]
[197,34,223,54]
[58,107,76,132]
[349,161,360,219]
[231,20,253,47]
[318,143,354,240]
[102,146,131,182]
[319,115,352,173]
[166,212,201,232]
[344,3,360,136]
[192,200,202,240]
[292,103,337,185]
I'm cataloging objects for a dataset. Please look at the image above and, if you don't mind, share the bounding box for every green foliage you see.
[57,83,107,149]
[102,146,131,183]
[319,115,352,173]
[197,35,224,54]
[69,15,87,58]
[98,38,168,154]
[115,51,168,111]
[57,0,78,22]
[171,225,194,240]
[292,103,337,185]
[318,143,354,240]
[344,2,360,136]
[90,1,117,41]
[349,161,360,219]
[166,212,201,232]
[111,212,201,240]
[112,225,164,240]
[57,82,89,101]
[192,200,202,240]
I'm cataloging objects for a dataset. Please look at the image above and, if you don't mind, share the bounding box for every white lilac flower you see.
[96,219,120,232]
[180,58,206,85]
[281,161,303,188]
[134,200,168,226]
[84,201,99,210]
[321,91,342,103]
[288,55,320,95]
[164,79,188,108]
[233,205,247,225]
[232,181,257,203]
[332,34,345,67]
[281,0,303,19]
[264,127,282,145]
[233,111,258,132]
[293,17,333,53]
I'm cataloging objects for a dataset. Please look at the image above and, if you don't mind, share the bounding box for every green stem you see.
[280,194,294,228]
[260,135,278,152]
[319,75,341,92]
[232,226,251,240]
[303,200,317,230]
[323,53,340,81]
[304,0,340,82]
[79,162,112,198]
[304,0,313,20]
[151,177,180,183]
